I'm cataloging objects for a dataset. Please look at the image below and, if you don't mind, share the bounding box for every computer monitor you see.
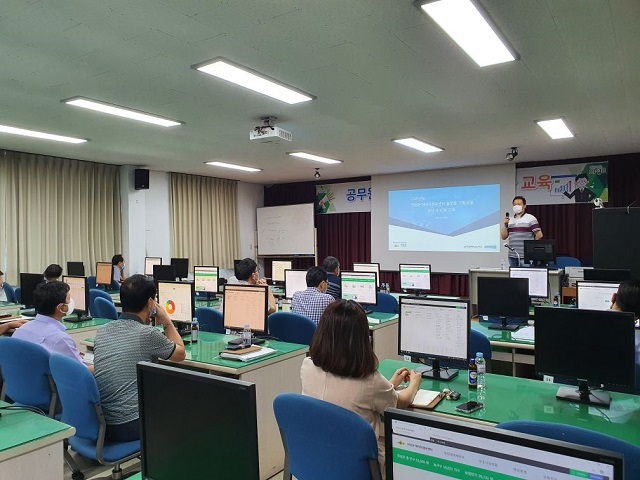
[399,264,431,293]
[137,362,259,480]
[398,296,469,381]
[62,275,91,321]
[477,277,529,331]
[95,262,113,287]
[19,273,43,309]
[157,281,194,333]
[66,261,85,277]
[271,260,292,283]
[352,262,381,287]
[583,268,631,282]
[509,266,549,299]
[384,409,622,480]
[194,266,219,298]
[153,264,176,282]
[170,258,189,280]
[144,257,162,276]
[284,269,308,299]
[223,284,268,333]
[535,306,636,407]
[523,239,556,266]
[341,271,378,306]
[576,281,620,311]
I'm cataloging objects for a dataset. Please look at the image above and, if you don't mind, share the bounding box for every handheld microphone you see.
[504,211,509,227]
[505,212,509,218]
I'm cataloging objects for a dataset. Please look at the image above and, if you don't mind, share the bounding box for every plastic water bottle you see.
[553,292,560,307]
[475,352,486,390]
[500,258,506,270]
[242,324,252,347]
[191,317,199,343]
[468,358,477,389]
[277,297,283,310]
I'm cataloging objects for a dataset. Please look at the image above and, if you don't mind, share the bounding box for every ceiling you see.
[1,0,638,184]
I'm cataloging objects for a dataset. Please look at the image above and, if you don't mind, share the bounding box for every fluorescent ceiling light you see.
[63,97,183,127]
[0,124,87,144]
[536,118,575,139]
[393,137,443,153]
[287,152,342,164]
[193,57,314,105]
[205,161,262,172]
[421,0,517,67]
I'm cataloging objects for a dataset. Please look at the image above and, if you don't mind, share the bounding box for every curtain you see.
[170,173,239,268]
[0,149,121,285]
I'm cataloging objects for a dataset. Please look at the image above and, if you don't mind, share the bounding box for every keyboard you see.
[65,315,92,323]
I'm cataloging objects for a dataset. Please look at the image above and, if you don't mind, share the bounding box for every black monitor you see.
[509,266,549,299]
[284,269,308,299]
[194,266,219,298]
[153,264,177,282]
[385,409,622,480]
[399,263,431,294]
[352,262,381,287]
[523,239,556,266]
[144,257,162,276]
[170,258,189,280]
[137,362,259,480]
[223,284,268,334]
[19,273,43,309]
[62,275,91,321]
[576,280,620,311]
[341,271,378,307]
[95,262,113,287]
[398,296,469,381]
[271,260,292,284]
[66,261,85,277]
[583,268,631,282]
[477,277,529,331]
[535,306,636,407]
[156,281,194,334]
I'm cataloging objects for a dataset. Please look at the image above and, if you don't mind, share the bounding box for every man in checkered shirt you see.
[292,266,336,325]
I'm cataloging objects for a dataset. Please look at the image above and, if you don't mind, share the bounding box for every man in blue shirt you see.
[292,266,335,325]
[322,256,341,300]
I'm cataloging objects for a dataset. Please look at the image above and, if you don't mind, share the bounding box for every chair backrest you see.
[497,420,640,477]
[3,282,16,303]
[268,312,317,345]
[49,354,102,441]
[470,328,492,360]
[89,289,113,316]
[273,393,381,480]
[195,307,225,333]
[555,256,582,268]
[368,292,398,314]
[94,296,118,320]
[0,337,57,416]
[14,286,21,303]
[87,276,97,289]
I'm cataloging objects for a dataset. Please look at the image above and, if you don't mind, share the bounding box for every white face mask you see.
[62,298,75,317]
[513,205,523,215]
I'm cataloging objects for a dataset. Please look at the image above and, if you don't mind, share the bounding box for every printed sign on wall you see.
[316,181,371,214]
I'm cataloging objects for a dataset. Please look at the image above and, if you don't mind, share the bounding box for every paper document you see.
[220,347,277,362]
[411,389,443,409]
[82,352,94,365]
[511,326,535,341]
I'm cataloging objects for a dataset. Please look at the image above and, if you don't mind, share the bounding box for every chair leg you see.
[110,464,124,480]
[64,447,85,480]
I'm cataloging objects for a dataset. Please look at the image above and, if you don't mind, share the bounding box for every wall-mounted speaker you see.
[134,168,149,190]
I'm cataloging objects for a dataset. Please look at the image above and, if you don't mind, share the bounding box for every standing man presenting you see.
[501,196,543,267]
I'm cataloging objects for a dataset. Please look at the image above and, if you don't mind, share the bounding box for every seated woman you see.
[301,299,421,474]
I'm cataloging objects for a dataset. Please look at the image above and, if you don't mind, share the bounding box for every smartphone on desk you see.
[455,401,483,414]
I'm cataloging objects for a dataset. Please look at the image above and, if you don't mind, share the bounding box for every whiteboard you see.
[257,204,315,255]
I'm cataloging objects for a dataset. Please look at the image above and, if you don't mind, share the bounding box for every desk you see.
[378,359,640,445]
[63,317,112,353]
[472,321,535,376]
[0,401,75,480]
[368,313,403,361]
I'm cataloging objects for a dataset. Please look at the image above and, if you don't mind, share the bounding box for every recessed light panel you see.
[64,97,182,127]
[205,161,262,172]
[536,119,574,139]
[0,124,87,144]
[393,137,443,153]
[287,152,342,164]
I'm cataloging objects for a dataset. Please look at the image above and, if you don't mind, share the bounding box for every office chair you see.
[49,354,140,480]
[273,393,382,480]
[94,297,118,320]
[0,337,58,417]
[87,276,97,289]
[367,292,398,314]
[554,256,582,268]
[470,329,492,361]
[268,312,316,345]
[195,307,225,333]
[13,286,21,303]
[2,281,16,303]
[497,420,640,477]
[90,289,113,317]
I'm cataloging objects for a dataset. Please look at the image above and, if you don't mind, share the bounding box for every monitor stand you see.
[176,322,191,336]
[416,359,458,381]
[556,380,611,407]
[487,317,520,331]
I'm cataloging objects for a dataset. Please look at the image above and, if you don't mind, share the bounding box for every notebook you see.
[410,389,444,410]
[219,347,277,362]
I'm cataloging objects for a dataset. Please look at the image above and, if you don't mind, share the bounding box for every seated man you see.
[292,266,336,325]
[43,264,63,282]
[12,281,90,369]
[322,256,341,300]
[235,258,276,314]
[112,254,125,284]
[611,280,640,318]
[0,270,14,302]
[94,274,185,442]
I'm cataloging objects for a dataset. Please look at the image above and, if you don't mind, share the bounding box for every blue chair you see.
[470,328,492,361]
[367,292,398,314]
[2,282,16,303]
[268,312,317,345]
[50,354,140,480]
[0,337,58,417]
[273,393,382,480]
[90,289,113,316]
[87,276,97,289]
[94,296,118,320]
[555,256,582,268]
[497,420,640,478]
[195,307,224,333]
[14,286,21,303]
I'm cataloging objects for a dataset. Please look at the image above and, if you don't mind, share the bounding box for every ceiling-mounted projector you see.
[249,116,292,143]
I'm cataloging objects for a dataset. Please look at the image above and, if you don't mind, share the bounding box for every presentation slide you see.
[389,184,500,253]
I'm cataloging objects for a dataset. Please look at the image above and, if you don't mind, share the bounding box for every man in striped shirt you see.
[501,196,543,267]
